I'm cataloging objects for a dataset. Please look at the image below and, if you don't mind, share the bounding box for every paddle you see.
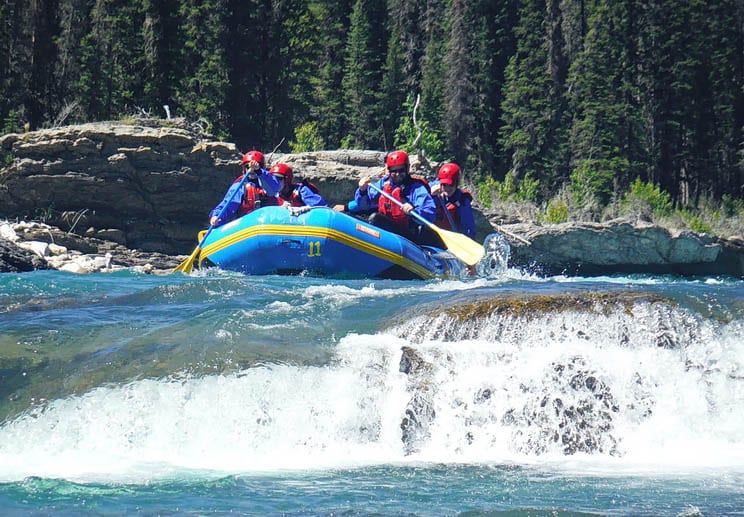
[172,171,251,274]
[438,194,459,232]
[367,183,485,266]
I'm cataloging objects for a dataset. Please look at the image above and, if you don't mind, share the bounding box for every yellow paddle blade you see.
[172,245,201,274]
[431,225,485,266]
[172,227,213,274]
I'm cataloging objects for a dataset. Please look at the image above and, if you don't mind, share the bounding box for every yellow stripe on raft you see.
[199,224,436,279]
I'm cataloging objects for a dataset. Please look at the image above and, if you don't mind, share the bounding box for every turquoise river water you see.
[0,264,742,515]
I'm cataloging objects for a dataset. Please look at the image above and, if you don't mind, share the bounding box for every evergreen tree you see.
[637,0,692,203]
[54,0,92,125]
[386,0,428,95]
[472,0,519,181]
[0,0,741,213]
[636,0,744,205]
[226,0,316,150]
[380,22,407,149]
[567,0,645,208]
[670,0,744,203]
[140,0,181,115]
[385,0,449,157]
[266,0,318,148]
[499,0,569,197]
[309,0,353,148]
[0,0,63,130]
[78,0,148,120]
[341,0,386,148]
[560,0,589,63]
[26,0,61,128]
[706,0,744,200]
[224,0,266,148]
[176,0,230,136]
[443,0,475,166]
[0,0,30,131]
[418,8,448,155]
[440,0,518,181]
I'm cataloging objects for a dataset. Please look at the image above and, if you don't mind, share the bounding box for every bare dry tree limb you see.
[410,94,422,150]
[67,208,89,235]
[410,94,431,169]
[495,225,532,245]
[268,137,286,165]
[52,102,79,128]
[134,106,153,118]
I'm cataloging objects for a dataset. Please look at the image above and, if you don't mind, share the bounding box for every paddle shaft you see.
[438,194,459,232]
[192,171,251,263]
[367,180,486,266]
[367,182,436,231]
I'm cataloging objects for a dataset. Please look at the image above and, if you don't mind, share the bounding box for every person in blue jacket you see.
[333,150,442,247]
[269,163,327,212]
[208,150,282,227]
[430,162,477,239]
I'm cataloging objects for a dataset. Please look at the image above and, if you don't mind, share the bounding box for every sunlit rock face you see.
[0,120,238,254]
[498,220,744,277]
[0,122,393,255]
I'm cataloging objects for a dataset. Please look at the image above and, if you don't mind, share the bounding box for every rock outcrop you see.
[0,235,50,272]
[0,119,236,255]
[0,121,394,255]
[2,120,743,277]
[0,220,182,274]
[498,220,744,277]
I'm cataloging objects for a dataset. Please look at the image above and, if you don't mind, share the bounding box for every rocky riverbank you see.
[1,119,743,277]
[0,220,182,274]
[497,219,744,277]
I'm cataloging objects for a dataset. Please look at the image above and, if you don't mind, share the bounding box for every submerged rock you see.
[505,356,622,456]
[398,346,437,455]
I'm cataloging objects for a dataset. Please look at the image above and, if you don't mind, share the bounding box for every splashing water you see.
[0,270,743,514]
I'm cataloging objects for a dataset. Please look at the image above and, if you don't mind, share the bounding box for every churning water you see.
[0,267,742,515]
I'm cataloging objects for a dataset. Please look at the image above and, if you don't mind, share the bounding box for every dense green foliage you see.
[2,0,743,212]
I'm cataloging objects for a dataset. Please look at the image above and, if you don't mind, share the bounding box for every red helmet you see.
[385,150,409,169]
[269,163,294,186]
[437,163,461,185]
[242,150,265,168]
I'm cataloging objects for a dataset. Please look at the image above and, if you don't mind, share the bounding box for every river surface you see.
[0,264,742,515]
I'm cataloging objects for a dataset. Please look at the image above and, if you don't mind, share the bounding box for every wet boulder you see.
[398,346,437,455]
[0,236,49,272]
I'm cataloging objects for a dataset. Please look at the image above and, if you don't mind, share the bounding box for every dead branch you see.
[410,94,431,169]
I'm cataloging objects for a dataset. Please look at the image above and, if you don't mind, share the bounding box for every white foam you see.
[1,310,742,483]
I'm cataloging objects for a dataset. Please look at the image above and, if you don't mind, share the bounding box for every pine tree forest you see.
[2,0,744,221]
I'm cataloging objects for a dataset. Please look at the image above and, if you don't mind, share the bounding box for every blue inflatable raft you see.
[197,206,467,279]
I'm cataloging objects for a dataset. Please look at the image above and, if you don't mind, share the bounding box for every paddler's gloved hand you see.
[289,206,311,216]
[358,176,371,192]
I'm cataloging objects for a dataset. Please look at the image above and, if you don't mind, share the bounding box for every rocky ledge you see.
[1,120,743,277]
[1,220,182,274]
[497,220,744,277]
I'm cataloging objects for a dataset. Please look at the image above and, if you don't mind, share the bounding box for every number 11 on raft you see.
[308,241,321,257]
